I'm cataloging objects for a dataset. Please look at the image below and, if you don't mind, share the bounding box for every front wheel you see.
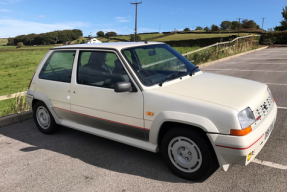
[161,128,218,181]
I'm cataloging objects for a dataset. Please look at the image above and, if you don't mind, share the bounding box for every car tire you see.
[161,127,218,181]
[33,101,59,134]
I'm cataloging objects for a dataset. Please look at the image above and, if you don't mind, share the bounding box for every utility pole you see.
[159,25,161,33]
[262,18,266,30]
[236,18,243,37]
[131,1,142,42]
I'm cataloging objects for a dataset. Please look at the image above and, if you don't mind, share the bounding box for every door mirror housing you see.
[114,82,132,92]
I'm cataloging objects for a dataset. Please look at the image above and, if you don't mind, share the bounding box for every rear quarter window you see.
[39,51,76,83]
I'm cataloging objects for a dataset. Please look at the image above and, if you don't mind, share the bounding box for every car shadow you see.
[0,119,217,183]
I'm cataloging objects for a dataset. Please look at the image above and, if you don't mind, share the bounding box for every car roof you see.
[51,42,165,50]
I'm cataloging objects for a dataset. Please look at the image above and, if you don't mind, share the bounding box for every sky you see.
[0,0,286,38]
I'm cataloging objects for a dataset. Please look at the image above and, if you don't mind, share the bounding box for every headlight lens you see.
[267,88,274,102]
[238,107,255,128]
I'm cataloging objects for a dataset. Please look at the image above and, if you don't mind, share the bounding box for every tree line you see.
[184,19,260,32]
[7,29,83,45]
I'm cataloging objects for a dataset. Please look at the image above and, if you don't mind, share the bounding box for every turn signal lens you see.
[247,152,252,161]
[272,98,275,102]
[230,126,252,136]
[146,112,154,116]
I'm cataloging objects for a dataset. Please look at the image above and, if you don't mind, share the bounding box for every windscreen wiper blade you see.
[189,66,199,76]
[159,71,187,87]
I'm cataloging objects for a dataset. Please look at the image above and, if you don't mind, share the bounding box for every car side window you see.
[39,51,76,83]
[77,51,130,88]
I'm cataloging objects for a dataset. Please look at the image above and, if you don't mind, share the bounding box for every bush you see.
[105,31,117,38]
[195,26,203,30]
[183,28,190,32]
[82,39,86,43]
[204,26,210,31]
[97,31,105,37]
[211,24,220,31]
[130,34,141,41]
[16,42,24,48]
[260,31,287,44]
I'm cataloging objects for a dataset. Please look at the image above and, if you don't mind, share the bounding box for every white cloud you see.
[0,19,90,38]
[39,15,46,18]
[115,16,130,23]
[0,9,11,12]
[0,0,20,4]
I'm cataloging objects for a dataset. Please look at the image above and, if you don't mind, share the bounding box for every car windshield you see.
[121,44,200,86]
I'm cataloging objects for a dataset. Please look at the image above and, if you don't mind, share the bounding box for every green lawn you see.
[0,38,8,46]
[0,49,49,96]
[154,33,252,41]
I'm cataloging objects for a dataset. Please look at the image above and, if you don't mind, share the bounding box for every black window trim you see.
[75,49,137,91]
[38,50,76,83]
[50,47,144,91]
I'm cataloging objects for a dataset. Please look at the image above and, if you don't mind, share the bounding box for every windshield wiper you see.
[159,71,187,87]
[189,66,199,76]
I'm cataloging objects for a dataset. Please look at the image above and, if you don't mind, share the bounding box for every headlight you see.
[267,88,274,102]
[238,107,255,128]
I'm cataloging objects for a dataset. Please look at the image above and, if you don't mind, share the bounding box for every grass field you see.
[0,38,8,46]
[154,33,252,41]
[0,48,49,96]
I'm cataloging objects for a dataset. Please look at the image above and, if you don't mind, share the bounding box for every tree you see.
[211,24,220,31]
[204,26,210,31]
[231,21,241,30]
[241,19,257,29]
[82,38,86,43]
[105,31,117,38]
[183,28,190,32]
[130,34,141,41]
[97,31,105,37]
[195,26,203,30]
[220,20,232,30]
[16,42,24,48]
[274,5,287,31]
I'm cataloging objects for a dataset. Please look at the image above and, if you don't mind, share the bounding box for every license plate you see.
[265,121,275,140]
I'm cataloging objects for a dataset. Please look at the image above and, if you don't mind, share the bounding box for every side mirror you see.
[114,82,131,92]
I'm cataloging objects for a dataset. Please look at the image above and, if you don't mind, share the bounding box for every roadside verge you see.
[198,46,268,69]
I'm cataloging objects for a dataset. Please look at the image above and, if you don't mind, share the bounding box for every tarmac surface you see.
[1,47,287,192]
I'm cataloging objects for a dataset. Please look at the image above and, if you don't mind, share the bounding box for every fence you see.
[182,34,260,57]
[0,35,261,102]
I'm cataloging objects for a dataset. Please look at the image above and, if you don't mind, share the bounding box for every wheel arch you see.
[31,92,61,124]
[148,111,219,145]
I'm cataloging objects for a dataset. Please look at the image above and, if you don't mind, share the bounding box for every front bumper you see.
[25,92,33,109]
[207,102,278,171]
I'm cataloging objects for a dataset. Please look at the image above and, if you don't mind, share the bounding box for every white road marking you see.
[221,63,287,65]
[278,106,287,110]
[238,58,287,60]
[265,83,287,86]
[253,158,287,170]
[204,69,287,72]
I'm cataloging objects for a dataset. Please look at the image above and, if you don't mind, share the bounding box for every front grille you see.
[251,94,274,130]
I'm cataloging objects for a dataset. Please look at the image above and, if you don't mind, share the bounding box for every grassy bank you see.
[154,33,251,41]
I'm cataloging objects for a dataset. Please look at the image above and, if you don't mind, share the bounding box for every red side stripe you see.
[215,134,264,150]
[26,95,33,99]
[54,107,148,130]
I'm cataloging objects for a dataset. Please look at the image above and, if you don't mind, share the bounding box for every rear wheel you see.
[33,101,59,134]
[161,127,218,181]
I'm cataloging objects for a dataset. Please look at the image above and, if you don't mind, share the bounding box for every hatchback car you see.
[26,42,277,181]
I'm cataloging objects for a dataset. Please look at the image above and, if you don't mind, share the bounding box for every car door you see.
[36,50,75,121]
[70,49,145,141]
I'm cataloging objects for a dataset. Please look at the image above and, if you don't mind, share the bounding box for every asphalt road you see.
[1,47,287,192]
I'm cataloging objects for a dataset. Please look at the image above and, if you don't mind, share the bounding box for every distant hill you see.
[0,38,8,46]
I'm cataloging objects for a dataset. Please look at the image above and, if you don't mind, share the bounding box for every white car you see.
[25,42,277,181]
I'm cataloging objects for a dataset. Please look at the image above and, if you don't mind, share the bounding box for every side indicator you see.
[146,112,154,116]
[256,115,261,121]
